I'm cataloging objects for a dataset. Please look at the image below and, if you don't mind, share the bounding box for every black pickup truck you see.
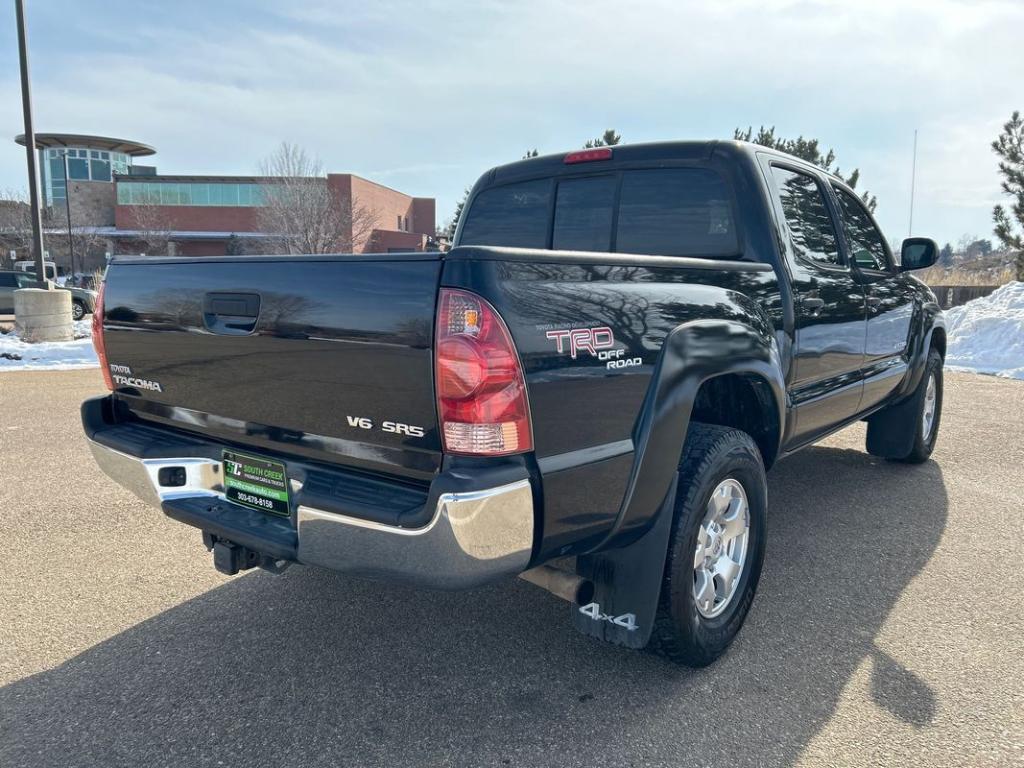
[83,141,945,666]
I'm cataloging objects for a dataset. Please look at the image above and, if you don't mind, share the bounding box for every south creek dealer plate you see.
[222,450,290,516]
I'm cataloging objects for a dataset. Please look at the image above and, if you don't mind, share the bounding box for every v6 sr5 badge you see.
[545,326,642,370]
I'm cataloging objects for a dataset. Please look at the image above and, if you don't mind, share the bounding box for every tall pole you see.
[908,129,918,238]
[15,0,48,289]
[63,153,75,281]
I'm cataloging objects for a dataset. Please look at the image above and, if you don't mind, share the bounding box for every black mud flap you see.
[866,385,923,459]
[572,474,678,649]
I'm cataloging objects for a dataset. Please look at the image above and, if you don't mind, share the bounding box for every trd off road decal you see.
[544,326,642,370]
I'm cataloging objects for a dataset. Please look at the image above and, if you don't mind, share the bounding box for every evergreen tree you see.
[446,188,470,239]
[991,110,1024,280]
[584,129,622,149]
[734,126,877,212]
[938,242,954,266]
[523,149,539,159]
[969,238,993,257]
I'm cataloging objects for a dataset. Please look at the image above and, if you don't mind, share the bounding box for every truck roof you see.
[486,140,841,186]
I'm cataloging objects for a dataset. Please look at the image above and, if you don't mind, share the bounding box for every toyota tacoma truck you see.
[82,141,945,666]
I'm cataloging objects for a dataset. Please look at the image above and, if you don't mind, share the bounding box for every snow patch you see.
[0,320,99,371]
[944,281,1024,380]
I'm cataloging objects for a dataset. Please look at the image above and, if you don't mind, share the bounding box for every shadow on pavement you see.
[0,444,948,767]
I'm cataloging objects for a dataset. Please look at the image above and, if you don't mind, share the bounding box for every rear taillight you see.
[435,288,533,456]
[91,283,113,391]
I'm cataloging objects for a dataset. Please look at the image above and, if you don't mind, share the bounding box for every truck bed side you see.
[440,246,783,561]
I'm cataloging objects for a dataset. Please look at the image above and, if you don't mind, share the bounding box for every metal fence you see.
[928,285,1000,310]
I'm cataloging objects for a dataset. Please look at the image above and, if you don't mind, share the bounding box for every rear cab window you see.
[458,179,551,249]
[616,169,737,256]
[552,176,616,251]
[459,167,740,258]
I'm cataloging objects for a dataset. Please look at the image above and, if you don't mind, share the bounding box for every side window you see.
[459,179,551,248]
[833,187,890,271]
[0,273,16,287]
[769,166,841,266]
[552,175,616,252]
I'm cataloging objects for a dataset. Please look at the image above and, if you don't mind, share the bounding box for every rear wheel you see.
[71,299,85,321]
[652,423,767,667]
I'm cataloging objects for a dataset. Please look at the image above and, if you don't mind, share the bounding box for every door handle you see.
[202,292,261,335]
[800,296,825,315]
[865,296,882,310]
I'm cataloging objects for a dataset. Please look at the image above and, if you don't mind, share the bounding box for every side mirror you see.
[900,237,938,271]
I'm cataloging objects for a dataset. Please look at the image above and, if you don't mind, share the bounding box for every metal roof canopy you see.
[117,174,280,183]
[14,132,156,157]
[89,227,270,241]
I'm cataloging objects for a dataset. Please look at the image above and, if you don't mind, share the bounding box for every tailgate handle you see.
[203,292,260,335]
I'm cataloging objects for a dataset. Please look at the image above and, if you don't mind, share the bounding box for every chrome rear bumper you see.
[86,437,534,589]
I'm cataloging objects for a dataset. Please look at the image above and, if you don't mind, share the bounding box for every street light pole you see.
[63,153,76,281]
[15,0,48,289]
[908,129,918,238]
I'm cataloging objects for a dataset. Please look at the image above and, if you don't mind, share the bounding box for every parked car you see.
[73,273,100,291]
[61,283,98,320]
[0,270,34,313]
[0,270,97,319]
[14,259,57,281]
[82,141,944,666]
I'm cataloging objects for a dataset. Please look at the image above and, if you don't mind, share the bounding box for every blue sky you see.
[2,0,1021,247]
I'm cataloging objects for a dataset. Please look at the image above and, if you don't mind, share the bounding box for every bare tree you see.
[1,190,99,276]
[61,205,111,276]
[0,189,32,260]
[124,193,175,256]
[256,142,377,254]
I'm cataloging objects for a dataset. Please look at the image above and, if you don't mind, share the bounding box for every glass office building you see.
[43,147,134,204]
[15,133,157,206]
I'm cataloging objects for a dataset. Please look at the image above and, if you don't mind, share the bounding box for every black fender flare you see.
[893,294,946,401]
[591,317,786,553]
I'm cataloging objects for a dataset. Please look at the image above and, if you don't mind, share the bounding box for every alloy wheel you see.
[693,478,750,619]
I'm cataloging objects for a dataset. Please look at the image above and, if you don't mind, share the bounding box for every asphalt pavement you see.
[1,369,1022,767]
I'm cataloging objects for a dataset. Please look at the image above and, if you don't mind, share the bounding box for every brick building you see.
[13,133,436,267]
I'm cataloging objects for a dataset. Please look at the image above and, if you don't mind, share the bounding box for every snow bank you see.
[0,320,99,371]
[944,281,1024,380]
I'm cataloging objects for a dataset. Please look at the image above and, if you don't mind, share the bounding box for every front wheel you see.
[71,299,85,321]
[651,423,767,667]
[895,349,943,464]
[866,348,943,464]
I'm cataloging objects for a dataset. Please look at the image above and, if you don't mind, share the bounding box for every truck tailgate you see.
[101,255,442,480]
